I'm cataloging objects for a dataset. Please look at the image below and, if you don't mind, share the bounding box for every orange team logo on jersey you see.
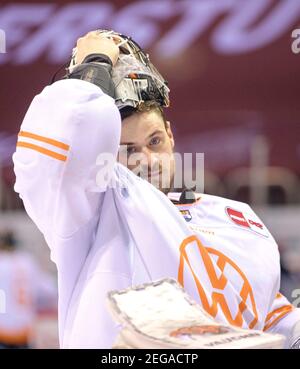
[178,235,259,329]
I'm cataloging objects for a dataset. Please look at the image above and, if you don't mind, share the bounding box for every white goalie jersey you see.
[13,79,300,348]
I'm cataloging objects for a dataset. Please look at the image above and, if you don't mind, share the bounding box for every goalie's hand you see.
[75,31,120,66]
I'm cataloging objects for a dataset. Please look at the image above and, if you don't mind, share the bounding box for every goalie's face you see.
[118,109,175,194]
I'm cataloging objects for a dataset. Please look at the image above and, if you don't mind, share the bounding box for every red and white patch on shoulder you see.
[226,207,269,237]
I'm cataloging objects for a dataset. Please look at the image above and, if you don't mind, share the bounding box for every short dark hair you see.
[119,101,167,127]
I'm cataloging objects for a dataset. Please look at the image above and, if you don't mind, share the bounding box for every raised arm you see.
[13,33,121,262]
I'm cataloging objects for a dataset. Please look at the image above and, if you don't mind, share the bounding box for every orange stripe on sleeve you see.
[17,142,67,162]
[18,131,70,151]
[263,305,294,331]
[265,304,293,323]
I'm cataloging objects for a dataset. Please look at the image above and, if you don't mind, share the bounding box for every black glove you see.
[67,53,115,98]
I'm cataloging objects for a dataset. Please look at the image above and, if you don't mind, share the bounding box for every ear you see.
[165,120,175,149]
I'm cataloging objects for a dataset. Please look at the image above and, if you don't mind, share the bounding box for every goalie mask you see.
[67,29,170,111]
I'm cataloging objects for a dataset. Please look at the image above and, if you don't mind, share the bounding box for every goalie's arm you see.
[13,33,121,263]
[13,78,121,261]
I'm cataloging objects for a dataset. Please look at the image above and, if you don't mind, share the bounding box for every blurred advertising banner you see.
[0,0,300,176]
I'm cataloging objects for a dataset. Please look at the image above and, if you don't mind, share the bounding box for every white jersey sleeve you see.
[264,292,300,348]
[13,79,121,262]
[13,79,123,347]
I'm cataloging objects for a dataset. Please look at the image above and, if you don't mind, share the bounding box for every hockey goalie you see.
[13,30,300,349]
